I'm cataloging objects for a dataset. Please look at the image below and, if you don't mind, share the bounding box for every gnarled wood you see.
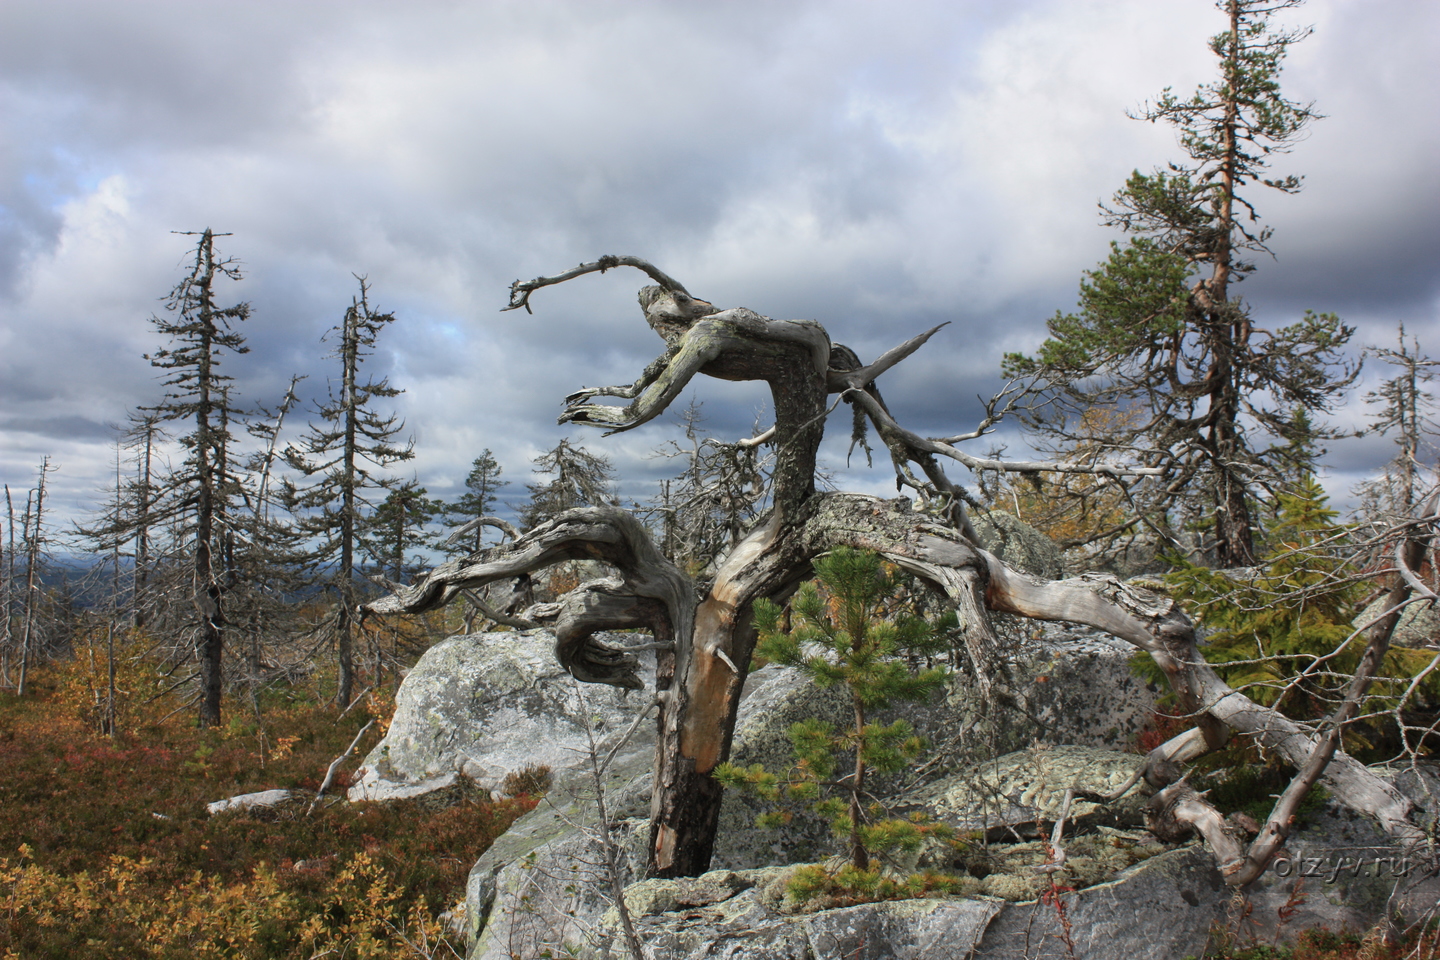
[364,256,1427,886]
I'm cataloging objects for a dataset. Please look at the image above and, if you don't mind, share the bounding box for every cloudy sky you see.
[2,0,1437,540]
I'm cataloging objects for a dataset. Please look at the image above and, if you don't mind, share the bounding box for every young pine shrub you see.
[716,547,964,905]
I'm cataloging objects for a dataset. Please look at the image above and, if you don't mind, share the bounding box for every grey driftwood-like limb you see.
[1225,493,1440,885]
[309,720,374,815]
[846,382,1166,480]
[363,507,693,691]
[1034,788,1077,875]
[980,555,1425,854]
[505,255,693,313]
[460,588,539,631]
[441,514,522,550]
[366,256,1426,880]
[736,425,775,448]
[1146,779,1248,878]
[559,309,831,436]
[824,324,949,394]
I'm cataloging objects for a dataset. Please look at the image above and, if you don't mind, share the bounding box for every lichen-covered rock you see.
[971,845,1226,959]
[348,630,654,801]
[913,745,1148,838]
[1354,594,1440,650]
[1241,800,1440,942]
[971,511,1066,580]
[594,868,1002,960]
[469,815,650,960]
[583,848,1229,960]
[206,789,292,816]
[437,627,1158,953]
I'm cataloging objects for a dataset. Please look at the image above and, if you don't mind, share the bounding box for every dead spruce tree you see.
[287,277,413,708]
[364,256,1433,882]
[141,229,252,728]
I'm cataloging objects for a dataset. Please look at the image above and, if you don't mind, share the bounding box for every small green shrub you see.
[1134,476,1440,761]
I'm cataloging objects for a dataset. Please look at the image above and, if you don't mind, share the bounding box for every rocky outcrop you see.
[362,626,1440,959]
[912,745,1148,837]
[348,630,656,802]
[564,803,1440,960]
[1354,594,1440,650]
[970,511,1066,580]
[584,849,1222,960]
[441,628,1161,957]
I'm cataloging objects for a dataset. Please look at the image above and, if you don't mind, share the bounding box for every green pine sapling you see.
[716,547,964,901]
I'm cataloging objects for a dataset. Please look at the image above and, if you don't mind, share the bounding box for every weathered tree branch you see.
[1225,492,1440,885]
[363,507,693,690]
[505,255,694,313]
[366,257,1427,884]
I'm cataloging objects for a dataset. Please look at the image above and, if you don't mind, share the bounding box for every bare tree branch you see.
[505,255,693,313]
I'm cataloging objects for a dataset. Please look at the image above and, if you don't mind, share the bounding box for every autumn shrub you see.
[499,764,554,798]
[0,664,534,958]
[1197,921,1440,959]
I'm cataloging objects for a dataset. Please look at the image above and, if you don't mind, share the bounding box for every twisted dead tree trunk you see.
[364,257,1427,881]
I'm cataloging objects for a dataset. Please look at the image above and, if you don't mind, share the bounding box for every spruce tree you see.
[440,450,508,555]
[287,278,412,707]
[231,379,308,710]
[648,401,770,577]
[140,229,252,727]
[362,481,443,584]
[519,439,617,531]
[1359,325,1439,518]
[1003,0,1356,567]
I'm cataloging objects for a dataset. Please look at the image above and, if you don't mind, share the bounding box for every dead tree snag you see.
[364,257,1429,882]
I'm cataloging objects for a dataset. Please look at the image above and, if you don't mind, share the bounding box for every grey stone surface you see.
[1240,800,1440,941]
[971,846,1227,960]
[348,630,655,802]
[971,511,1066,580]
[913,745,1147,836]
[365,625,1157,953]
[205,788,292,816]
[347,771,462,803]
[1354,594,1440,650]
[420,626,1440,960]
[605,880,1004,960]
[460,636,1160,957]
[574,848,1220,960]
[470,816,650,960]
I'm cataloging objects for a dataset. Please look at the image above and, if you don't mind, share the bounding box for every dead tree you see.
[364,256,1428,880]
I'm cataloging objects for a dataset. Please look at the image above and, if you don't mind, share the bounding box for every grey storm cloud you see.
[1,0,1437,531]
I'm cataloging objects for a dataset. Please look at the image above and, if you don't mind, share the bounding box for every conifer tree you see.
[362,481,443,584]
[648,402,770,577]
[518,439,616,531]
[1359,324,1439,517]
[14,458,53,696]
[717,548,953,882]
[1003,0,1356,567]
[440,450,508,555]
[287,278,412,706]
[230,379,308,709]
[1161,477,1440,730]
[140,229,252,727]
